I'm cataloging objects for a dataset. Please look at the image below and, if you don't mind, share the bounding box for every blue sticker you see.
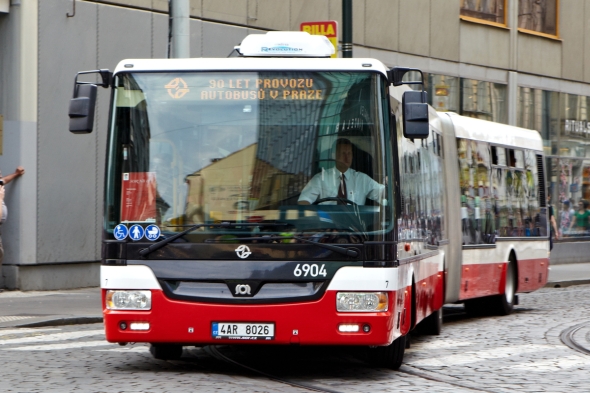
[145,224,161,241]
[114,224,128,240]
[129,224,145,241]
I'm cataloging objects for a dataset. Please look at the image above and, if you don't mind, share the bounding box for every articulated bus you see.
[69,32,549,369]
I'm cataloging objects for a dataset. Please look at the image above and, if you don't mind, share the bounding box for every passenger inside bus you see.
[298,138,385,206]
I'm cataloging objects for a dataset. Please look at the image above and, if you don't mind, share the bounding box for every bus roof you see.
[112,57,389,76]
[444,112,543,152]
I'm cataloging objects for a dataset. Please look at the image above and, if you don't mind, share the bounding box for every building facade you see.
[0,0,587,290]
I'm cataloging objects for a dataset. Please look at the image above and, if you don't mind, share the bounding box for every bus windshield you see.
[105,71,392,242]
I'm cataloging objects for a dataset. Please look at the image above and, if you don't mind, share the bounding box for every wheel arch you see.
[410,275,417,330]
[508,249,519,293]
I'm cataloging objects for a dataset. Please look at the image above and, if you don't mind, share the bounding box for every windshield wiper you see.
[138,222,287,257]
[207,234,359,258]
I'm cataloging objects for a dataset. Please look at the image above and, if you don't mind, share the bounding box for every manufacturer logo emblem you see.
[164,77,189,99]
[235,245,252,259]
[234,284,252,295]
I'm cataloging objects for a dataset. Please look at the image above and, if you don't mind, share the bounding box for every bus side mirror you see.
[69,69,111,134]
[402,90,429,139]
[69,84,97,134]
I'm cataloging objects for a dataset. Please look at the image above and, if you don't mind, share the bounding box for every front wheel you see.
[368,335,406,370]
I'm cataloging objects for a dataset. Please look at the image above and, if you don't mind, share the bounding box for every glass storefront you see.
[408,73,508,124]
[518,87,590,237]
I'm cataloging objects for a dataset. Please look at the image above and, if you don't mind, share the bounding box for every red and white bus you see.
[69,31,549,369]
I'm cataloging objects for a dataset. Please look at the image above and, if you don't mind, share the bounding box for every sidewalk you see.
[0,287,102,329]
[546,262,590,288]
[0,263,588,330]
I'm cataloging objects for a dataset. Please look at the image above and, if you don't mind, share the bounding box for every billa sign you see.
[300,20,338,58]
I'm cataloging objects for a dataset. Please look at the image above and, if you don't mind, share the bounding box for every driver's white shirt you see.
[298,167,385,205]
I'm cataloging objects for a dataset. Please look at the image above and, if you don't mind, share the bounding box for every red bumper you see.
[103,289,399,346]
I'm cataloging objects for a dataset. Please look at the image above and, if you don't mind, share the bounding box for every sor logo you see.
[234,284,252,295]
[235,245,252,259]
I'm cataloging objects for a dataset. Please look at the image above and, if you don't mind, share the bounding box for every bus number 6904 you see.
[293,263,327,277]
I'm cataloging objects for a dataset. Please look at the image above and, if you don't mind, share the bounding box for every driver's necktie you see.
[337,174,347,205]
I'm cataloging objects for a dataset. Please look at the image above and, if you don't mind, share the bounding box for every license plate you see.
[212,322,275,340]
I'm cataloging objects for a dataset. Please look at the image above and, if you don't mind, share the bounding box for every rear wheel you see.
[464,257,517,316]
[149,344,183,360]
[368,335,406,370]
[490,257,517,315]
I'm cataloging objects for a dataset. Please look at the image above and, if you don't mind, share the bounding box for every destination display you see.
[162,75,327,101]
[201,77,324,101]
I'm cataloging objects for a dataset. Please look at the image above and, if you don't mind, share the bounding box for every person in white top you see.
[0,166,25,292]
[298,138,385,205]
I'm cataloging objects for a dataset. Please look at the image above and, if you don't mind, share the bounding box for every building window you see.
[518,0,559,37]
[460,0,506,25]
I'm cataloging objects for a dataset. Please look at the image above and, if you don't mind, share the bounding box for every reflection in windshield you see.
[106,71,391,242]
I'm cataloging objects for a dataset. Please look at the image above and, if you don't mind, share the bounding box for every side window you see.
[524,150,541,236]
[491,161,507,237]
[458,139,493,244]
[429,131,445,243]
[492,146,506,166]
[492,147,540,237]
[399,129,444,245]
[398,133,424,240]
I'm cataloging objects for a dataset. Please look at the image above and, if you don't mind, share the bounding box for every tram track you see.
[205,345,346,393]
[204,345,493,393]
[560,321,590,355]
[198,309,507,393]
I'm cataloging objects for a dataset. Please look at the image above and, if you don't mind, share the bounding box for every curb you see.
[545,280,590,288]
[11,316,103,329]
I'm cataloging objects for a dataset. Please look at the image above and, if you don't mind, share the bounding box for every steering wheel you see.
[313,197,358,206]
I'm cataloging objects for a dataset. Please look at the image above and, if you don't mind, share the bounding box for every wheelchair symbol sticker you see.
[114,224,128,240]
[145,225,160,241]
[129,224,145,241]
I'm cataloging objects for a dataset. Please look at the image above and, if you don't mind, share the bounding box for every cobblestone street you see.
[1,285,589,393]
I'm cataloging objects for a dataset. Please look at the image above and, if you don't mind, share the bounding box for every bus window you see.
[514,150,524,169]
[492,146,506,166]
[508,149,524,168]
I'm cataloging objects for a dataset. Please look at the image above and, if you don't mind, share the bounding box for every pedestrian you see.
[559,200,572,237]
[570,199,590,235]
[0,166,25,291]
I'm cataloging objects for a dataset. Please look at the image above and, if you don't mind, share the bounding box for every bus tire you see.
[416,307,442,335]
[149,344,183,360]
[490,257,517,315]
[369,335,406,370]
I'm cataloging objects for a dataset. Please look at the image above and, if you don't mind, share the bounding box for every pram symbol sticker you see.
[129,224,145,241]
[145,225,161,241]
[114,224,128,240]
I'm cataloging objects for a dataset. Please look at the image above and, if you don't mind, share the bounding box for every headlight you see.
[336,292,388,312]
[106,290,152,310]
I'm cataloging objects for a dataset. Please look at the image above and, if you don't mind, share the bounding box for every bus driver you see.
[298,138,385,205]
